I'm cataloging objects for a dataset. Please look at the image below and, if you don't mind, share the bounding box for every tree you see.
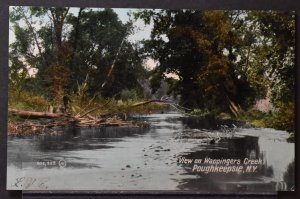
[250,11,295,106]
[235,11,295,133]
[135,10,255,114]
[66,8,146,98]
[9,7,71,100]
[9,7,147,102]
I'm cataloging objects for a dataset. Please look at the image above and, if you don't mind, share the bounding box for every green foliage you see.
[44,63,72,101]
[120,89,138,102]
[66,76,165,116]
[235,11,295,107]
[135,10,257,113]
[66,8,146,97]
[237,102,294,140]
[269,102,294,133]
[218,112,232,120]
[69,81,106,115]
[149,70,163,94]
[134,9,295,134]
[9,89,49,112]
[238,108,269,121]
[9,7,145,102]
[190,108,210,116]
[237,108,273,129]
[287,133,294,143]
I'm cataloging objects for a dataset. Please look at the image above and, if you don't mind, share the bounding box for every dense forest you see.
[8,7,295,139]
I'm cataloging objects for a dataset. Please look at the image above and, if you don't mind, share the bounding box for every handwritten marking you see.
[12,177,49,189]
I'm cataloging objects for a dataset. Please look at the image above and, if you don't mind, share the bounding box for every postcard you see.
[7,7,295,193]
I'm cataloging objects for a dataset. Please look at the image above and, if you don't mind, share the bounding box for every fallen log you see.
[9,109,67,119]
[130,99,170,107]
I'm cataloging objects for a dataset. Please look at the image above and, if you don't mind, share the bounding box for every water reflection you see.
[180,115,246,130]
[176,116,294,192]
[8,126,150,169]
[283,160,295,191]
[38,126,150,151]
[176,136,277,192]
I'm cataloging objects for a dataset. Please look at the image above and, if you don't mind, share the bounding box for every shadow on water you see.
[7,126,150,169]
[37,126,150,152]
[172,115,294,192]
[176,136,273,192]
[283,160,295,191]
[180,115,247,130]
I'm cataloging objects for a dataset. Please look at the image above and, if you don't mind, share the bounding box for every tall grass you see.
[9,89,49,112]
[9,82,166,118]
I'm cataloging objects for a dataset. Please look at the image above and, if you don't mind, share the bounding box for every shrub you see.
[120,89,138,102]
[270,101,294,133]
[9,89,49,111]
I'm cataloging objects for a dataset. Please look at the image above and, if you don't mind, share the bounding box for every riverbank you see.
[8,116,150,136]
[8,90,294,142]
[186,108,294,142]
[8,90,167,136]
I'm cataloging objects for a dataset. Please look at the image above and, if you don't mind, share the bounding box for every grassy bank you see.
[8,89,167,136]
[220,104,294,142]
[190,104,294,142]
[9,89,167,117]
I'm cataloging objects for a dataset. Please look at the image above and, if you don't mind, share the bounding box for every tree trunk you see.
[9,109,66,119]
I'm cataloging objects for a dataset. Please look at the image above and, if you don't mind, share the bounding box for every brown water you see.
[7,113,294,193]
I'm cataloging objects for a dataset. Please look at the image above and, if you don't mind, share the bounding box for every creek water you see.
[7,113,294,193]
